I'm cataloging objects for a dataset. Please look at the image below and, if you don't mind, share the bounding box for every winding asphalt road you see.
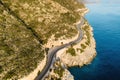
[35,18,84,80]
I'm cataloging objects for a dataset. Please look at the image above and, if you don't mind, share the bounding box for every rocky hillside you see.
[0,0,86,80]
[45,10,96,80]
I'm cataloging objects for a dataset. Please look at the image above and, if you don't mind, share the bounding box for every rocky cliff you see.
[58,18,96,67]
[45,9,96,80]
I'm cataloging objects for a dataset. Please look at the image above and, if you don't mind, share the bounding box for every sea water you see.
[69,1,120,80]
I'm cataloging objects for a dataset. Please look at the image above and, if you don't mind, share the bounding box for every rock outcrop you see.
[57,21,96,67]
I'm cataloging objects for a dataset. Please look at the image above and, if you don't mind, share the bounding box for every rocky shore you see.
[44,8,96,80]
[58,21,96,67]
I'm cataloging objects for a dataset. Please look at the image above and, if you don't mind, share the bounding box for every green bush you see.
[80,49,84,53]
[3,70,16,79]
[0,66,3,73]
[54,67,64,77]
[81,44,86,49]
[85,41,89,46]
[66,47,76,56]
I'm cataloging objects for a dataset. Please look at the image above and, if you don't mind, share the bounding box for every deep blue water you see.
[69,1,120,80]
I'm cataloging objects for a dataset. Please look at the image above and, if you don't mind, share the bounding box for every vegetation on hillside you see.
[0,3,44,80]
[83,23,91,46]
[66,47,76,56]
[53,0,85,11]
[75,21,92,54]
[0,0,84,79]
[1,0,84,43]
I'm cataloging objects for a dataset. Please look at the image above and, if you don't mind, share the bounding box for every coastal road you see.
[35,18,84,80]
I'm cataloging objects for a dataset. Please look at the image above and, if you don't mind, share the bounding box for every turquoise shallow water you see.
[69,1,120,80]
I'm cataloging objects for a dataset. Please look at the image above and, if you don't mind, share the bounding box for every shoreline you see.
[58,7,96,67]
[56,8,97,80]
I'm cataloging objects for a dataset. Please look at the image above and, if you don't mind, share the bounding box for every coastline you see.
[58,22,96,67]
[57,8,96,79]
[20,7,96,80]
[0,0,97,80]
[57,7,96,67]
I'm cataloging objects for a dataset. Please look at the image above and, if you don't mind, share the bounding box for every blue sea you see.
[69,1,120,80]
